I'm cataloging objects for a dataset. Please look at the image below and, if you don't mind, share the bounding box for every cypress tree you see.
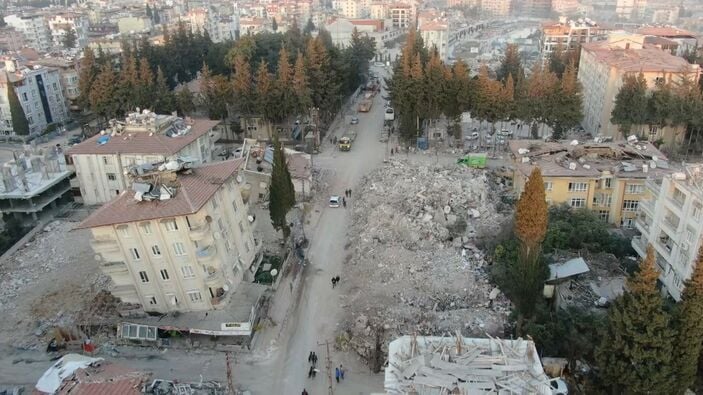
[595,244,675,394]
[231,54,253,114]
[292,51,311,116]
[611,72,648,137]
[497,43,524,83]
[7,80,29,136]
[275,46,294,121]
[269,134,295,238]
[254,60,275,122]
[78,47,97,110]
[674,246,703,392]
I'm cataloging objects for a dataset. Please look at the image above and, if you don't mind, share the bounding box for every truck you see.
[358,99,372,112]
[338,130,357,151]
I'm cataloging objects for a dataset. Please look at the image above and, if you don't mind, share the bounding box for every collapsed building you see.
[0,145,73,221]
[508,138,673,228]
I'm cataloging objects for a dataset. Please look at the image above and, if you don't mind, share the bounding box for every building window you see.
[626,184,644,194]
[693,204,702,221]
[232,199,238,212]
[245,241,250,253]
[187,290,203,303]
[147,296,157,305]
[139,271,149,282]
[119,227,130,237]
[181,265,195,278]
[239,221,246,233]
[603,178,612,189]
[672,188,686,206]
[598,210,610,221]
[623,200,639,212]
[141,223,152,234]
[102,156,108,164]
[165,220,178,231]
[568,182,588,192]
[107,173,116,181]
[159,269,170,280]
[570,198,586,208]
[544,182,553,191]
[22,92,28,101]
[130,248,140,260]
[173,242,186,256]
[212,194,219,209]
[621,218,635,228]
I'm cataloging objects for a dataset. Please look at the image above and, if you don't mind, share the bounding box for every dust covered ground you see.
[0,217,111,349]
[337,159,514,365]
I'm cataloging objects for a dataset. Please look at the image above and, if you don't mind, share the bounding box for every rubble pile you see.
[340,160,513,365]
[0,220,109,349]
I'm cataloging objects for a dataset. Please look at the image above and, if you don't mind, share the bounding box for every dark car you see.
[67,135,83,146]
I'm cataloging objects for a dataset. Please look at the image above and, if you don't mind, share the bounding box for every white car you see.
[550,378,568,395]
[329,196,341,208]
[465,132,479,140]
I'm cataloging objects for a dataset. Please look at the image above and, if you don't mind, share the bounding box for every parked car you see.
[550,378,568,395]
[329,196,341,208]
[499,129,513,136]
[350,116,359,125]
[67,135,83,146]
[465,132,479,140]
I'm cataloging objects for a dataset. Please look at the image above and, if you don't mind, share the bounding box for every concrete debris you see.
[0,220,111,349]
[340,160,512,366]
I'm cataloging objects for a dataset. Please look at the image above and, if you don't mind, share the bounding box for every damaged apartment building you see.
[77,158,266,339]
[508,138,671,228]
[67,110,220,205]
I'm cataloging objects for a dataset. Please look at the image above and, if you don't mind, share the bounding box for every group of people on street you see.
[331,275,341,288]
[307,351,319,379]
[302,363,346,394]
[335,364,345,382]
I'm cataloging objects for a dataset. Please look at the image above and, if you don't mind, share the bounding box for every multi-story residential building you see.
[540,17,610,60]
[517,0,553,17]
[46,12,90,48]
[67,111,220,205]
[578,34,701,144]
[239,17,267,35]
[186,8,229,42]
[480,0,512,17]
[632,165,703,300]
[616,0,647,20]
[508,139,669,228]
[0,26,26,52]
[77,159,262,313]
[3,13,52,53]
[389,3,413,28]
[0,58,69,136]
[27,56,81,112]
[117,16,153,34]
[419,21,449,62]
[551,0,581,15]
[636,26,698,57]
[370,2,388,19]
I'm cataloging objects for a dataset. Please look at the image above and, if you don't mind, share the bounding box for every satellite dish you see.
[270,269,278,277]
[236,175,243,183]
[223,284,230,291]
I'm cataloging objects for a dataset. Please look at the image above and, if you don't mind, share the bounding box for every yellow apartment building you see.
[509,140,670,228]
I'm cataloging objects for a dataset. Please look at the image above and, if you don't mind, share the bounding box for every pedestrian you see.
[332,277,337,288]
[308,351,314,363]
[312,352,318,365]
[391,148,394,155]
[335,367,340,383]
[335,275,340,284]
[302,389,309,395]
[308,365,314,378]
[340,364,345,380]
[343,199,347,208]
[348,189,352,197]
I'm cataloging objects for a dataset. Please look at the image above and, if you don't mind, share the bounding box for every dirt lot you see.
[0,216,110,350]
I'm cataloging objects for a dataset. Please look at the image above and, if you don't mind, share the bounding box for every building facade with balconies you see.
[632,165,703,300]
[77,159,261,314]
[66,111,220,205]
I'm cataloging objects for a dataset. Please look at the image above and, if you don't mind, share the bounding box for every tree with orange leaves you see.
[674,245,703,391]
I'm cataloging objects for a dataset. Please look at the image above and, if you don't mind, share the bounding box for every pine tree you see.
[78,47,98,110]
[550,62,583,139]
[137,57,154,109]
[153,67,175,113]
[275,46,294,121]
[595,244,675,394]
[611,72,648,136]
[63,28,77,49]
[673,246,703,392]
[304,18,315,34]
[231,54,253,114]
[547,44,567,78]
[176,86,195,116]
[423,49,447,122]
[522,63,559,137]
[254,60,275,122]
[118,53,140,112]
[89,63,118,120]
[292,51,311,116]
[7,80,29,136]
[497,43,524,83]
[474,65,503,133]
[271,17,278,32]
[508,167,549,319]
[269,134,296,238]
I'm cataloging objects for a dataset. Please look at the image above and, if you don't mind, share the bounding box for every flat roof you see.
[582,41,698,73]
[76,159,244,229]
[66,118,220,156]
[636,26,698,38]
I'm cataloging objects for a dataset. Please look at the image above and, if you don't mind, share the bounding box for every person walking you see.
[332,277,336,288]
[335,367,340,383]
[335,275,340,284]
[312,352,318,366]
[348,189,352,198]
[340,364,345,380]
[302,389,309,395]
[308,352,313,364]
[342,199,347,208]
[308,365,314,378]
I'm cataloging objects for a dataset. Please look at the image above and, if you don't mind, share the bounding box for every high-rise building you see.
[3,13,52,53]
[0,58,69,136]
[539,17,610,60]
[419,21,449,62]
[480,0,511,17]
[615,0,647,20]
[46,12,90,49]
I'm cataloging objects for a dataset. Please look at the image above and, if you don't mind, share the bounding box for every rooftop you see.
[636,26,698,38]
[67,112,219,156]
[419,21,448,31]
[385,335,552,394]
[508,139,671,179]
[76,159,244,229]
[582,40,699,73]
[244,140,312,180]
[0,148,72,199]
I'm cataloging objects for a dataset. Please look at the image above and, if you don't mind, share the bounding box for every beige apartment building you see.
[509,139,669,228]
[539,17,609,61]
[389,3,413,28]
[67,111,220,205]
[633,165,703,301]
[578,34,701,144]
[78,159,261,314]
[480,0,511,17]
[419,21,449,62]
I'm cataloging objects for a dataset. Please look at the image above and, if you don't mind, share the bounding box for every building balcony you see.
[196,245,217,263]
[662,216,680,234]
[100,260,128,274]
[635,217,651,237]
[188,222,211,241]
[90,237,120,253]
[205,267,224,287]
[645,178,661,195]
[632,235,647,257]
[111,284,138,299]
[639,199,655,217]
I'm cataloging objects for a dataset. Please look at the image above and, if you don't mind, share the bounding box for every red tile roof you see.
[582,41,699,73]
[67,118,220,156]
[56,363,150,395]
[76,159,245,229]
[636,26,697,38]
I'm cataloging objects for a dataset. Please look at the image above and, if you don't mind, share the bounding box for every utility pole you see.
[226,351,234,395]
[317,339,334,395]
